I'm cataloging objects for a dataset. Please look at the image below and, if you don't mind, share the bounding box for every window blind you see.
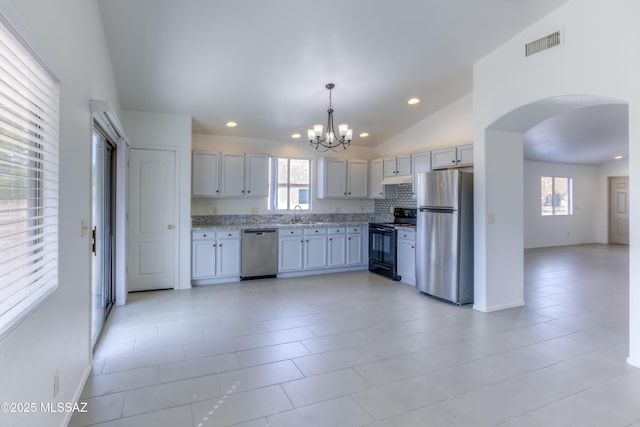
[0,14,60,335]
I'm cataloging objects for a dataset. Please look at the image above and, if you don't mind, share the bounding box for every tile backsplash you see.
[374,184,416,214]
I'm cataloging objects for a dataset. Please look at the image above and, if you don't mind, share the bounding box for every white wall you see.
[375,93,473,157]
[472,0,640,364]
[192,134,377,215]
[524,161,599,248]
[0,0,122,426]
[123,111,192,290]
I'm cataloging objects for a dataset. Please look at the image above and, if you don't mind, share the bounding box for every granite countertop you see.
[192,221,371,231]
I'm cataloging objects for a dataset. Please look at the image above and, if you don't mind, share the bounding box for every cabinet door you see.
[244,153,269,197]
[192,152,220,197]
[327,234,346,267]
[304,235,327,269]
[279,237,303,272]
[368,159,384,199]
[221,153,245,196]
[192,240,216,279]
[346,232,362,265]
[216,238,240,277]
[412,152,431,199]
[383,157,397,177]
[431,147,457,169]
[396,155,412,176]
[347,160,368,198]
[322,158,347,198]
[456,144,474,166]
[397,238,416,284]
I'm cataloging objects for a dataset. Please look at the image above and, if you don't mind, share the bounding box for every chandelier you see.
[307,83,353,151]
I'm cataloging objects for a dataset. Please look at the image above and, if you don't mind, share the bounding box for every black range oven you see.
[368,208,417,280]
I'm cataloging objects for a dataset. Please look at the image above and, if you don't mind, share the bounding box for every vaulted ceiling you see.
[97,0,628,164]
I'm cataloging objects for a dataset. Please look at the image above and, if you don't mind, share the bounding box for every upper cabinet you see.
[431,144,474,169]
[368,159,398,199]
[192,151,221,197]
[411,151,432,199]
[383,155,412,178]
[192,151,268,198]
[317,158,368,199]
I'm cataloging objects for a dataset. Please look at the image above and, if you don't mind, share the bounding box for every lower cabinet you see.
[346,226,363,265]
[278,225,366,275]
[192,230,240,282]
[327,227,347,267]
[396,228,416,285]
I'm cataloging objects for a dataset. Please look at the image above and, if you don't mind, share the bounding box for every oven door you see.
[369,226,396,266]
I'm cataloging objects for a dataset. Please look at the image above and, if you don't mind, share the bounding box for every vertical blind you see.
[0,14,60,335]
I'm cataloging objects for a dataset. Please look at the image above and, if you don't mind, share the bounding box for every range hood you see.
[381,175,413,185]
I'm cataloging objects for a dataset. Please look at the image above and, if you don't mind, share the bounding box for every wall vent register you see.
[525,31,561,57]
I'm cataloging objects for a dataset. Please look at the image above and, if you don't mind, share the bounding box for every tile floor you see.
[70,243,640,427]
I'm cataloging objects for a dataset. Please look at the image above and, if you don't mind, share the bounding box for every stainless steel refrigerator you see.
[415,170,473,304]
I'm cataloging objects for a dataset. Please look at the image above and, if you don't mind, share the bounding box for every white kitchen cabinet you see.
[368,159,397,199]
[278,227,327,272]
[304,227,327,269]
[383,155,412,178]
[431,144,474,169]
[220,152,269,197]
[216,231,241,277]
[347,159,368,198]
[192,151,221,197]
[327,227,346,267]
[278,228,304,272]
[396,228,416,285]
[411,151,431,199]
[192,230,241,280]
[317,158,368,199]
[244,153,269,197]
[346,226,363,265]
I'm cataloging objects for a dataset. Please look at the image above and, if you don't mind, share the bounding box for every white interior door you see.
[609,176,629,245]
[128,148,177,291]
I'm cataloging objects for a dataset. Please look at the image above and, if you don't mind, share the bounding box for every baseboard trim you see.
[473,300,525,313]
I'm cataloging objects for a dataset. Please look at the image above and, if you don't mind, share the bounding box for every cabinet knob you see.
[329,238,332,241]
[247,190,251,193]
[219,243,223,247]
[167,224,174,230]
[216,190,219,193]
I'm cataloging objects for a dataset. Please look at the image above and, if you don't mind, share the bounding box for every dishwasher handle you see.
[243,229,277,235]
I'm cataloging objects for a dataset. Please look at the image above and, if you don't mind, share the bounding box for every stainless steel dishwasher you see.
[241,229,278,280]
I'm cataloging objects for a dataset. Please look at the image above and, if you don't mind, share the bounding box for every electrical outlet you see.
[335,206,341,213]
[389,207,394,214]
[488,213,496,224]
[53,370,60,398]
[251,206,258,214]
[211,206,217,215]
[360,205,364,213]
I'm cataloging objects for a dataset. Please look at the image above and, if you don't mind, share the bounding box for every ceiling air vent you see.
[525,31,561,57]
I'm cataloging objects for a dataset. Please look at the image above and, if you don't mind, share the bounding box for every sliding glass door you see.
[91,127,116,348]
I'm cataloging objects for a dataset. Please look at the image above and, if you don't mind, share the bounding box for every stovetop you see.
[369,207,417,229]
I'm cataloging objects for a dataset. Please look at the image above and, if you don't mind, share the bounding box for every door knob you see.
[167,224,174,230]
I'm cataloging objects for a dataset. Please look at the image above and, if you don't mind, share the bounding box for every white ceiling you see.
[97,0,628,165]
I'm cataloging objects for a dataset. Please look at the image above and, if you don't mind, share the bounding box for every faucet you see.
[293,204,303,224]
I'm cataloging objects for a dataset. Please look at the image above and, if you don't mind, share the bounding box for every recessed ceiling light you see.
[359,132,369,138]
[408,98,420,105]
[226,121,237,127]
[614,155,623,160]
[291,133,301,139]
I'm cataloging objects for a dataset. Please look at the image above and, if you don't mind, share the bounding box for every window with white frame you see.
[0,15,60,335]
[541,176,572,216]
[270,157,311,211]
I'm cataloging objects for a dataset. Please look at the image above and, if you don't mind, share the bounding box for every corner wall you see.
[0,0,123,425]
[473,0,640,364]
[122,111,192,290]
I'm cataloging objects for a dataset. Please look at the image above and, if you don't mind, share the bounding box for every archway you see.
[475,94,629,314]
